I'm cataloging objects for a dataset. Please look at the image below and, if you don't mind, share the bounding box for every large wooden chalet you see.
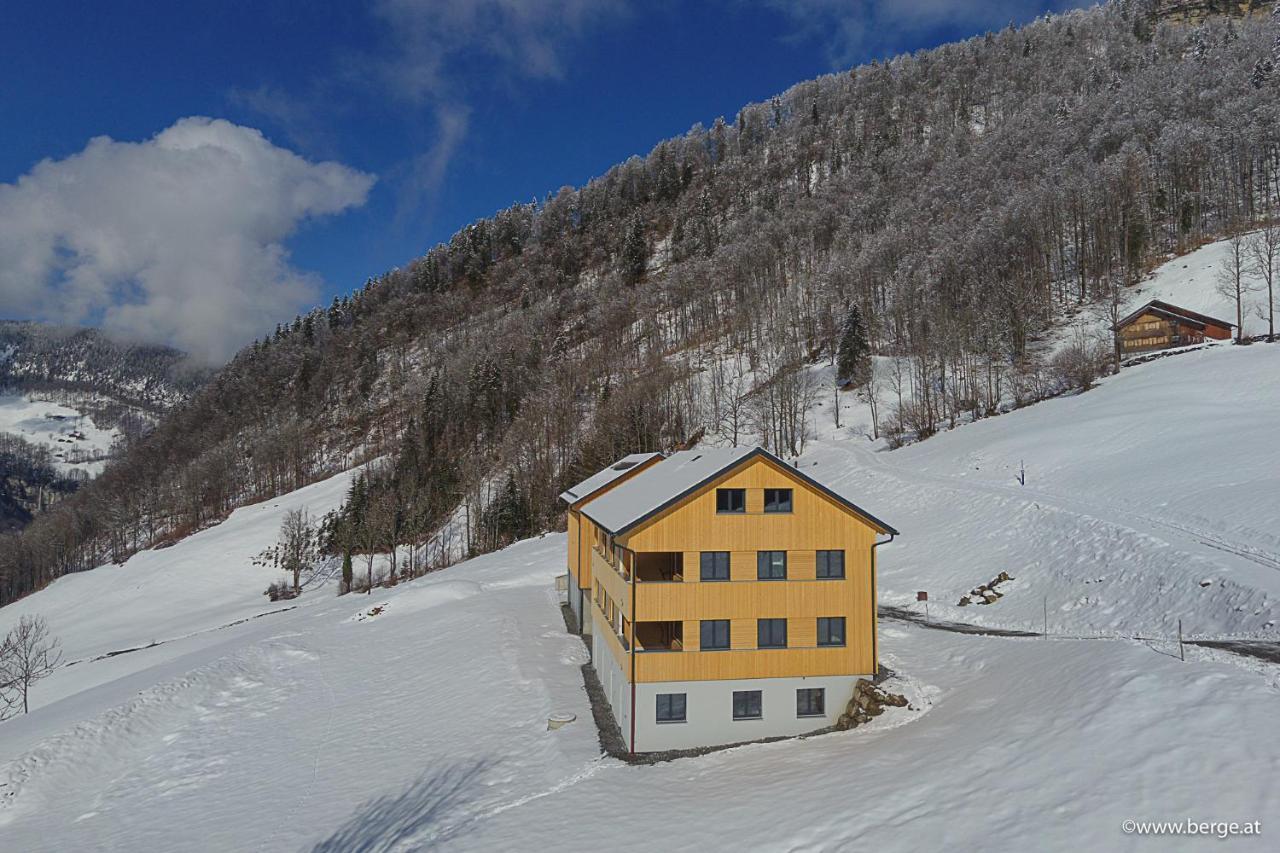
[1114,300,1234,356]
[561,446,897,753]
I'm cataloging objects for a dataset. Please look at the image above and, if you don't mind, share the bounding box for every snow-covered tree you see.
[836,305,872,389]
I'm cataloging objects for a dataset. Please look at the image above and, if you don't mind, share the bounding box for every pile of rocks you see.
[835,678,908,730]
[958,570,1013,606]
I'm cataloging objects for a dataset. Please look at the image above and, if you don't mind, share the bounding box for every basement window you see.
[796,688,825,718]
[732,690,763,720]
[656,693,686,723]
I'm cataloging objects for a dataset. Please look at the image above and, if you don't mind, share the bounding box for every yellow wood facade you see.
[582,454,890,684]
[564,455,662,592]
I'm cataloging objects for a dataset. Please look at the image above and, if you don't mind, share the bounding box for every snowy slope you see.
[1127,238,1274,338]
[0,468,357,683]
[2,307,1279,849]
[1,534,1275,852]
[0,392,119,477]
[818,345,1280,639]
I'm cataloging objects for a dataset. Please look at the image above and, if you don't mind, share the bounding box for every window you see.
[700,619,730,650]
[716,488,746,513]
[816,550,845,579]
[700,551,731,582]
[656,693,686,723]
[797,688,825,718]
[732,690,763,720]
[763,488,793,513]
[818,617,846,647]
[758,618,787,648]
[757,551,787,580]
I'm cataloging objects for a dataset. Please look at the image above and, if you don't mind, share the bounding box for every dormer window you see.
[716,488,746,513]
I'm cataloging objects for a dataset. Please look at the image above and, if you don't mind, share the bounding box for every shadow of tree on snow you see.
[311,759,493,853]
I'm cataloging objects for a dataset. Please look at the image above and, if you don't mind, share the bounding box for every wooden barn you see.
[1115,300,1235,356]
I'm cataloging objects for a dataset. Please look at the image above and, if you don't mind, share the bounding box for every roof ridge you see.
[579,444,897,537]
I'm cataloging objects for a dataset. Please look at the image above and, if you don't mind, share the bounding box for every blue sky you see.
[0,0,1084,361]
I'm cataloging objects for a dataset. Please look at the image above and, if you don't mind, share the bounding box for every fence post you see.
[1178,619,1185,662]
[1043,595,1048,639]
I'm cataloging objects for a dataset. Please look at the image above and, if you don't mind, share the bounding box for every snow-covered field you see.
[2,247,1279,849]
[821,344,1280,640]
[0,392,119,477]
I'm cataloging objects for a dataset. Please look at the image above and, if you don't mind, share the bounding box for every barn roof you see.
[1116,299,1235,332]
[579,445,898,537]
[558,452,663,506]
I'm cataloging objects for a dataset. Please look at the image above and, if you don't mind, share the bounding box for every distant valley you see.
[0,321,210,531]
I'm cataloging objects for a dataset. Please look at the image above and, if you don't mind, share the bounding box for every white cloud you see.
[368,0,629,213]
[236,1,628,219]
[371,0,629,103]
[0,117,374,363]
[762,0,1090,66]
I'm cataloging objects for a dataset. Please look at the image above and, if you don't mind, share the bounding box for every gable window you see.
[732,690,763,720]
[796,688,825,718]
[757,618,787,649]
[700,551,730,582]
[656,693,686,723]
[816,550,845,579]
[818,617,846,647]
[700,619,730,650]
[757,551,787,580]
[716,488,746,513]
[763,488,793,513]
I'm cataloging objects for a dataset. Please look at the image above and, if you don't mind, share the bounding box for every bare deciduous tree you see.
[1247,223,1279,341]
[1216,232,1258,344]
[279,508,318,595]
[1,614,63,718]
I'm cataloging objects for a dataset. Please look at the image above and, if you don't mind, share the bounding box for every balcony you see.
[634,551,683,583]
[634,621,684,652]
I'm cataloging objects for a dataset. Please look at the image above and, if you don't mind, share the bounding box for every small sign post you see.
[917,590,929,622]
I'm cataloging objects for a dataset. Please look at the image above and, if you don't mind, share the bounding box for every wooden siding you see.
[620,455,880,683]
[593,548,632,622]
[566,454,663,591]
[622,456,879,554]
[636,646,864,682]
[1118,309,1232,353]
[566,509,580,579]
[593,600,632,673]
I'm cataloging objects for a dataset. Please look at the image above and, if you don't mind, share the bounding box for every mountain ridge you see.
[5,2,1280,604]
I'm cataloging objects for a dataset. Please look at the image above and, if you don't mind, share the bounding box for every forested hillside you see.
[0,322,210,533]
[0,321,208,415]
[4,1,1280,603]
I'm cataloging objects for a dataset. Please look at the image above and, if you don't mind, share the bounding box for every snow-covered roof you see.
[558,452,664,506]
[1116,299,1235,332]
[580,446,898,536]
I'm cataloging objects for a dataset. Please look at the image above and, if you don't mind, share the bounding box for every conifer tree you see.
[622,217,648,284]
[837,305,872,388]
